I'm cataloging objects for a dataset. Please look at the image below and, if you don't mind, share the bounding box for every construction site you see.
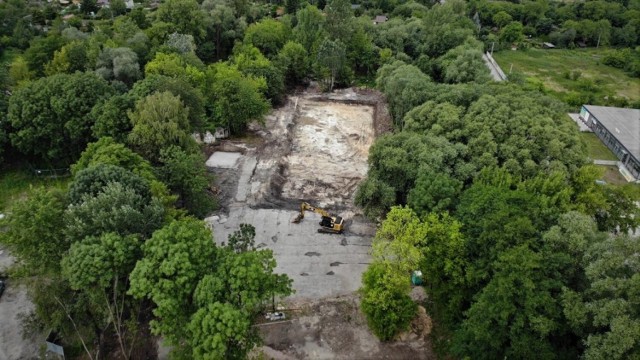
[205,88,432,358]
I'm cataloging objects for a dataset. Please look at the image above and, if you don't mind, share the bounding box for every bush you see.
[360,263,417,341]
[602,49,629,69]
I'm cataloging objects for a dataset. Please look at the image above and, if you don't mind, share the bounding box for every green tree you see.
[165,32,197,54]
[376,61,434,125]
[452,244,561,359]
[72,137,155,182]
[201,0,247,60]
[81,0,99,14]
[438,43,491,84]
[500,21,525,44]
[417,213,466,324]
[0,188,68,274]
[61,232,142,358]
[493,11,513,28]
[293,5,326,54]
[226,223,257,253]
[243,18,289,58]
[408,171,462,215]
[276,41,309,86]
[68,163,151,204]
[204,63,270,135]
[130,74,207,132]
[361,262,417,341]
[90,95,135,142]
[45,41,89,76]
[232,44,285,104]
[24,35,66,76]
[110,0,127,16]
[361,207,426,340]
[324,0,353,42]
[128,218,218,350]
[8,56,34,86]
[563,234,640,360]
[7,72,114,164]
[285,0,301,14]
[127,91,197,163]
[158,146,216,218]
[354,176,396,219]
[95,47,141,86]
[316,38,346,91]
[156,0,205,39]
[65,182,164,242]
[188,302,253,359]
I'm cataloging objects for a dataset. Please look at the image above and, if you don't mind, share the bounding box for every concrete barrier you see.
[485,52,508,81]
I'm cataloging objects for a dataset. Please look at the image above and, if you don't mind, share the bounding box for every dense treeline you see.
[0,0,638,358]
[355,1,640,359]
[471,0,640,48]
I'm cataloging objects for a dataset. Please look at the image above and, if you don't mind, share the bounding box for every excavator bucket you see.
[292,214,304,223]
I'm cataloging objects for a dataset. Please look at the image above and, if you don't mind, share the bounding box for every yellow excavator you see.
[292,202,345,234]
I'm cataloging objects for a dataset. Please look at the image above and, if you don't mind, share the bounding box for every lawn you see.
[600,165,628,185]
[493,48,640,104]
[579,132,618,161]
[0,169,70,213]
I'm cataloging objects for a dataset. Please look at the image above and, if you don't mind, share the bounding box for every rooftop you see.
[585,105,640,160]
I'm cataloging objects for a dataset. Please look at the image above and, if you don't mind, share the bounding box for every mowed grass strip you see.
[493,48,640,102]
[579,132,618,161]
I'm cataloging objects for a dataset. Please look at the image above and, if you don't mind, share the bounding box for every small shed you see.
[373,15,388,25]
[542,42,555,49]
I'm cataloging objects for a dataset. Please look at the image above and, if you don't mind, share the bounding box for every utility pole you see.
[596,32,601,48]
[491,42,495,56]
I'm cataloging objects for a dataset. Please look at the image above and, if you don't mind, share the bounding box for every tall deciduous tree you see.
[563,234,640,360]
[61,232,142,359]
[7,72,114,164]
[158,146,216,218]
[243,18,289,58]
[129,218,218,349]
[204,63,269,135]
[156,0,205,39]
[316,38,346,91]
[95,47,141,86]
[0,188,68,274]
[127,91,197,163]
[65,182,165,242]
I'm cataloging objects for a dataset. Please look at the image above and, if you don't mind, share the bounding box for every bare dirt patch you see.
[256,295,433,360]
[206,88,390,299]
[282,100,375,207]
[205,88,433,359]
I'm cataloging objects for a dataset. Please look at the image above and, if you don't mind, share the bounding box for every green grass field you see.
[493,48,640,103]
[579,132,618,161]
[0,169,70,213]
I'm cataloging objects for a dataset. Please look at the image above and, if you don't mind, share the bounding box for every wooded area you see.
[0,0,638,358]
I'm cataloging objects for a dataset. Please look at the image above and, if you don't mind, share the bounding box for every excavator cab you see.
[319,216,344,234]
[292,202,344,234]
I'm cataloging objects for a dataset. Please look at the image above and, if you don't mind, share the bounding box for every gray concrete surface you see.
[205,151,242,168]
[0,247,41,360]
[207,154,375,300]
[483,52,507,81]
